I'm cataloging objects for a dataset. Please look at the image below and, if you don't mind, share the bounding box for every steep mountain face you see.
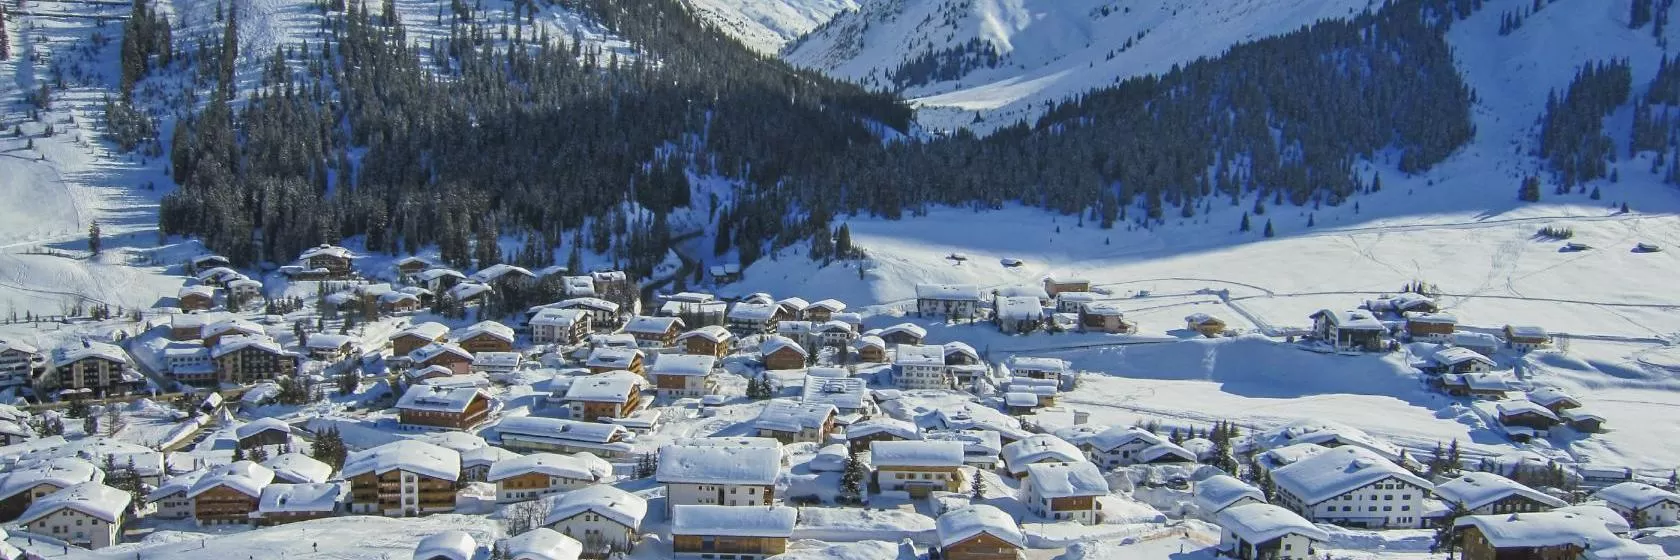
[783,0,1381,133]
[684,0,859,55]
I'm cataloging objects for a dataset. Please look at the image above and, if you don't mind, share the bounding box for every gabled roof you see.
[394,322,451,342]
[845,418,919,441]
[188,460,275,498]
[648,354,716,377]
[942,341,979,361]
[1256,420,1403,462]
[1527,387,1581,408]
[460,445,522,469]
[543,484,648,529]
[1194,474,1265,514]
[1217,503,1328,544]
[895,344,945,367]
[146,469,208,502]
[1495,400,1558,421]
[52,340,129,367]
[669,292,718,304]
[178,284,215,299]
[801,377,869,410]
[754,400,836,432]
[1435,472,1567,511]
[1007,356,1069,374]
[995,296,1043,320]
[1185,312,1224,326]
[916,284,982,301]
[17,482,130,524]
[808,299,847,313]
[774,297,809,311]
[529,307,589,327]
[1024,460,1109,498]
[469,263,535,284]
[0,338,40,356]
[1505,325,1550,339]
[501,528,582,560]
[397,385,490,413]
[674,325,733,344]
[936,504,1022,549]
[414,530,476,560]
[584,347,643,369]
[1595,482,1680,510]
[1084,426,1163,452]
[760,335,807,357]
[304,333,355,350]
[299,244,352,261]
[487,452,609,483]
[1138,442,1198,463]
[871,440,964,468]
[341,440,460,481]
[410,343,474,364]
[417,268,466,282]
[405,364,456,382]
[262,453,333,484]
[622,315,683,335]
[447,282,494,301]
[852,335,886,351]
[1408,312,1457,324]
[656,438,782,485]
[562,276,597,296]
[1432,347,1496,368]
[494,417,629,445]
[379,291,421,305]
[728,302,778,322]
[1000,434,1083,472]
[1270,446,1430,505]
[1454,511,1650,554]
[456,321,515,343]
[235,417,293,440]
[211,335,285,359]
[1311,309,1385,330]
[561,372,644,403]
[0,458,103,500]
[671,504,797,538]
[879,323,928,340]
[257,482,347,514]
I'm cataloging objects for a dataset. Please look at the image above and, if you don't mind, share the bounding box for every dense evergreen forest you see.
[141,0,1482,278]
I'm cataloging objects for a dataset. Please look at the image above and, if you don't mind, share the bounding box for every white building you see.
[1020,460,1108,524]
[646,354,717,399]
[1193,475,1266,521]
[19,482,130,549]
[530,308,592,346]
[1216,503,1329,560]
[1000,434,1084,478]
[915,284,982,320]
[656,437,783,514]
[144,470,207,519]
[1006,356,1070,386]
[1595,482,1680,528]
[800,376,874,421]
[1079,426,1196,468]
[754,400,836,443]
[0,338,42,389]
[894,344,950,390]
[726,302,779,334]
[543,484,647,552]
[487,452,612,503]
[1270,446,1432,528]
[870,440,966,494]
[493,417,635,458]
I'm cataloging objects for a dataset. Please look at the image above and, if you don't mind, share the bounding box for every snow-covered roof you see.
[657,438,783,485]
[895,344,945,367]
[235,417,293,440]
[1000,434,1083,472]
[414,530,477,560]
[189,460,275,498]
[561,372,644,403]
[996,285,1048,300]
[529,307,588,328]
[341,440,461,482]
[447,282,494,301]
[674,325,732,344]
[622,315,683,335]
[263,453,332,484]
[924,429,1004,457]
[562,276,597,296]
[1058,291,1098,303]
[472,352,523,368]
[146,470,208,502]
[1561,408,1606,423]
[845,418,920,441]
[995,296,1043,320]
[502,528,582,560]
[1506,325,1550,339]
[879,323,928,340]
[1408,312,1457,324]
[395,322,451,342]
[1455,331,1501,348]
[257,482,347,514]
[469,264,535,284]
[1024,461,1109,498]
[487,452,609,483]
[0,458,102,500]
[1184,312,1223,326]
[1257,420,1402,462]
[1435,472,1567,511]
[584,347,643,369]
[0,338,40,356]
[1595,482,1680,510]
[1556,505,1633,534]
[729,302,779,322]
[1432,346,1495,367]
[649,354,716,377]
[460,445,521,469]
[1004,392,1038,408]
[405,365,456,382]
[775,297,809,311]
[1217,503,1329,544]
[942,341,979,361]
[916,283,982,301]
[379,291,421,305]
[670,504,797,538]
[808,299,847,313]
[1194,475,1265,514]
[871,440,964,468]
[801,377,869,410]
[1139,442,1198,463]
[670,292,718,303]
[51,340,129,367]
[830,312,863,325]
[853,335,886,351]
[1312,309,1385,330]
[455,321,515,344]
[1083,426,1163,452]
[760,335,807,357]
[1007,356,1069,374]
[918,404,1029,441]
[755,400,836,433]
[211,335,286,359]
[495,417,630,445]
[1455,511,1649,554]
[809,444,850,473]
[299,244,353,261]
[1496,400,1559,421]
[554,297,617,314]
[397,384,490,413]
[936,504,1022,549]
[1270,446,1430,506]
[409,343,474,364]
[18,482,130,524]
[178,284,215,299]
[1527,387,1581,408]
[543,484,648,529]
[417,268,467,283]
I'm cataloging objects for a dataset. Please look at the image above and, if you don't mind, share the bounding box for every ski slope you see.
[685,0,859,55]
[782,0,1380,134]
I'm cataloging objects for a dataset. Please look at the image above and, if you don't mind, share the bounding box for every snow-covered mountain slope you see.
[783,0,1379,133]
[685,0,858,55]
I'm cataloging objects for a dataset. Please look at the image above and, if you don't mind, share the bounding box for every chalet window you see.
[1401,506,1410,511]
[1384,495,1393,500]
[1383,506,1392,512]
[1401,494,1411,500]
[1368,506,1377,512]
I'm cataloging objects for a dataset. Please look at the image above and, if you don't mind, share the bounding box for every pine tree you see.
[0,5,10,61]
[839,449,866,504]
[970,469,984,499]
[88,221,103,256]
[835,223,853,258]
[1239,212,1250,232]
[249,445,269,462]
[1445,439,1462,475]
[1262,220,1274,238]
[1590,186,1602,200]
[83,415,97,436]
[1621,201,1631,213]
[1306,213,1315,227]
[1433,501,1473,558]
[1519,176,1541,202]
[232,443,246,461]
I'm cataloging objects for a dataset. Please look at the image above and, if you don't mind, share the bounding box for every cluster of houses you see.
[906,277,1176,337]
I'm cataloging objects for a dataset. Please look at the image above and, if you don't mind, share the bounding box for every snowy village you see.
[0,238,1670,560]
